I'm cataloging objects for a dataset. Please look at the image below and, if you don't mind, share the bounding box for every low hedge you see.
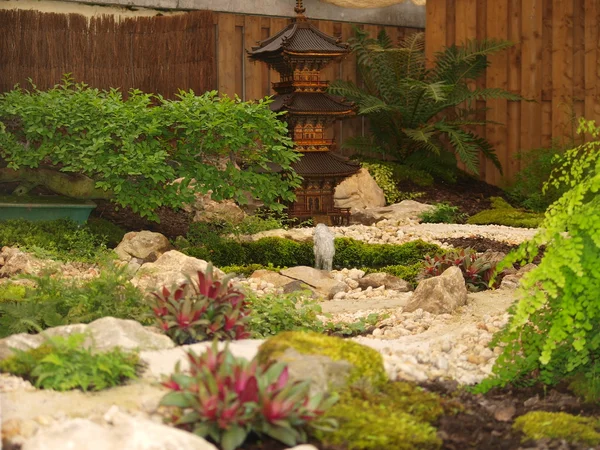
[182,237,441,270]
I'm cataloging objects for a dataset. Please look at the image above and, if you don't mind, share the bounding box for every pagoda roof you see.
[257,152,359,177]
[293,151,360,177]
[248,21,349,61]
[271,92,355,115]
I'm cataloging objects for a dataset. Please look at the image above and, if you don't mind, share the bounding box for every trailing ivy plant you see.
[0,75,301,220]
[329,30,521,179]
[476,118,600,392]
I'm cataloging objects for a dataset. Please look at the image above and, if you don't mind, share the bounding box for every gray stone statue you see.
[313,223,335,271]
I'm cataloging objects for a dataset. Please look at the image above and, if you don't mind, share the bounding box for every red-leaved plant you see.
[159,342,338,450]
[418,248,498,292]
[148,264,251,345]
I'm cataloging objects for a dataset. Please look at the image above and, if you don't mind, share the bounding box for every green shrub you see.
[419,202,466,224]
[335,238,440,269]
[476,118,600,392]
[0,261,148,337]
[467,197,544,228]
[0,283,27,302]
[85,217,127,248]
[513,411,600,446]
[507,141,572,212]
[0,333,139,391]
[0,219,108,262]
[247,292,325,338]
[0,77,301,220]
[183,236,442,271]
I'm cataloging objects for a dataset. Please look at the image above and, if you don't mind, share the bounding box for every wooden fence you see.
[425,0,600,185]
[0,8,421,153]
[0,9,216,97]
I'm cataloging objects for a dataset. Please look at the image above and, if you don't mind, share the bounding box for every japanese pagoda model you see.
[248,0,359,224]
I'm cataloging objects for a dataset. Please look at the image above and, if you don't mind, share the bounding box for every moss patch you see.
[513,411,600,446]
[314,385,442,450]
[467,197,544,228]
[257,331,387,389]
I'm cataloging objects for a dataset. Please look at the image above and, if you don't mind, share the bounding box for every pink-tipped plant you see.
[148,263,251,345]
[159,341,338,450]
[418,248,498,292]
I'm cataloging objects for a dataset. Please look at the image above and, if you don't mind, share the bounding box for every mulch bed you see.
[399,172,509,217]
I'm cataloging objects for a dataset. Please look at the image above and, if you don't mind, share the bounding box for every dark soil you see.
[399,172,509,217]
[240,382,600,450]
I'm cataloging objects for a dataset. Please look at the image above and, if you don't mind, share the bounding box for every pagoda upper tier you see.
[247,15,350,75]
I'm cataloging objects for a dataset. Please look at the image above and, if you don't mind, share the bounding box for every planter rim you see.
[0,202,97,208]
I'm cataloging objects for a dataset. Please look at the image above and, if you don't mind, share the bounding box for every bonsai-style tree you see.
[0,76,301,220]
[328,30,521,179]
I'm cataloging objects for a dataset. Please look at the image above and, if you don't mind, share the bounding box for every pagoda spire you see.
[294,0,307,21]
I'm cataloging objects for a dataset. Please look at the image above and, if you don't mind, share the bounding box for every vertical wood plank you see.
[520,0,543,159]
[572,0,585,102]
[507,0,522,177]
[584,0,600,121]
[476,0,488,180]
[540,0,553,101]
[446,0,456,47]
[455,0,477,172]
[260,18,271,97]
[234,24,244,98]
[315,20,336,84]
[244,15,263,101]
[217,13,236,97]
[485,0,508,185]
[425,0,447,67]
[268,17,290,94]
[552,0,574,142]
[339,21,361,155]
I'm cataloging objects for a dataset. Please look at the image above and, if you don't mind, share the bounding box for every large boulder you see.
[0,247,48,278]
[0,317,174,361]
[357,272,412,292]
[114,231,173,263]
[249,269,295,288]
[350,200,435,225]
[190,191,246,225]
[280,266,348,299]
[21,412,218,450]
[334,168,386,210]
[258,331,387,395]
[130,250,225,294]
[403,266,468,314]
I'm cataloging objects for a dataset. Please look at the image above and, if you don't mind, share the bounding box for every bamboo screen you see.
[0,9,215,97]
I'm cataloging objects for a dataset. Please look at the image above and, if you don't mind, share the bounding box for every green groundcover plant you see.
[0,333,139,391]
[0,75,301,220]
[0,260,148,337]
[329,30,521,179]
[476,118,600,392]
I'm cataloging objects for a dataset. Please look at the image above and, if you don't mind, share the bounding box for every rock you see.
[0,247,48,278]
[403,266,468,314]
[478,250,507,267]
[243,228,315,243]
[258,331,387,391]
[350,200,435,225]
[191,191,246,225]
[249,270,295,288]
[131,251,225,294]
[357,272,412,292]
[114,231,173,263]
[334,168,386,210]
[280,266,348,299]
[499,263,537,290]
[282,280,317,296]
[21,413,218,450]
[274,348,354,396]
[0,317,174,361]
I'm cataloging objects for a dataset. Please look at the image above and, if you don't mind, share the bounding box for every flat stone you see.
[280,266,348,299]
[358,272,412,292]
